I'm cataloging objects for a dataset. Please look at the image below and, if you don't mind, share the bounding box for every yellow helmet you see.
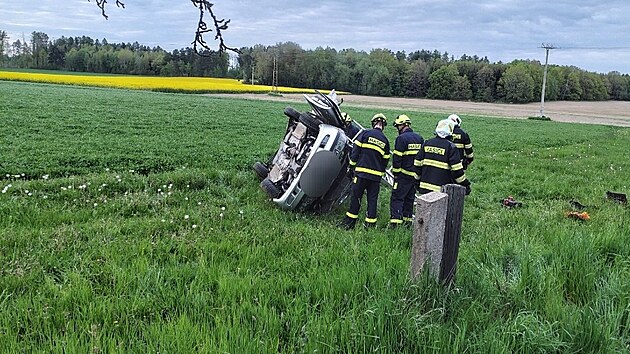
[394,114,411,127]
[371,113,387,127]
[341,112,352,123]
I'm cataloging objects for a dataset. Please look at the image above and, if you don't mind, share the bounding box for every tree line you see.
[1,30,629,102]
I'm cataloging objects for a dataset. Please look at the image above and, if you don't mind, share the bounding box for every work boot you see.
[387,222,400,229]
[363,221,377,228]
[338,218,356,230]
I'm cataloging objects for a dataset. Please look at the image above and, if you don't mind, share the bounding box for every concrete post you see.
[410,191,448,281]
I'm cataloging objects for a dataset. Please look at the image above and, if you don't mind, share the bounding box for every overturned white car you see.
[253,91,364,213]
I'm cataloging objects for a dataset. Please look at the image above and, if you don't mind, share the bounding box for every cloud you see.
[1,0,629,73]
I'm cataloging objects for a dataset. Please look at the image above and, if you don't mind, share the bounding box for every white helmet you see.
[435,119,454,138]
[448,114,461,126]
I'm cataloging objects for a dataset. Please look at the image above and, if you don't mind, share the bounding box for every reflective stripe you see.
[414,160,423,167]
[355,167,385,176]
[383,153,391,159]
[354,141,363,147]
[353,176,357,183]
[400,169,417,177]
[392,167,402,173]
[393,182,398,189]
[346,212,358,219]
[362,143,387,157]
[365,217,377,223]
[454,143,465,148]
[464,144,473,149]
[390,219,403,224]
[393,149,417,156]
[452,162,464,171]
[349,160,356,166]
[455,174,467,183]
[419,181,441,192]
[403,217,413,222]
[423,159,449,170]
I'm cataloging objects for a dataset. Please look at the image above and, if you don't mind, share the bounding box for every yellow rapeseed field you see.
[0,70,318,94]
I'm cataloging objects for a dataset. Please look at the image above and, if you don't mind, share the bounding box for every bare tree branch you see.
[90,0,239,55]
[190,0,241,55]
[88,0,125,20]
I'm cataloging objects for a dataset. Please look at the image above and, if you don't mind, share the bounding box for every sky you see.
[2,0,630,74]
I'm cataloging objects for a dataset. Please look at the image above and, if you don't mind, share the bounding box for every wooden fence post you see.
[410,191,448,281]
[439,184,466,285]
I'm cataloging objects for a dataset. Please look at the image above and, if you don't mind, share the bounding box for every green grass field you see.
[1,80,629,352]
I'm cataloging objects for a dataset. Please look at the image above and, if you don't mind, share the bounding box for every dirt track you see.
[209,93,630,127]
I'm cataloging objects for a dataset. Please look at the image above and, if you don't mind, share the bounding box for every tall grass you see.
[1,80,629,352]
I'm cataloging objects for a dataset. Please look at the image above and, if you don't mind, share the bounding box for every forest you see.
[1,30,629,103]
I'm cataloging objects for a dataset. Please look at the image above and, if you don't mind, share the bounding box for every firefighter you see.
[448,114,474,169]
[389,114,424,229]
[414,119,471,195]
[339,113,391,229]
[341,112,361,140]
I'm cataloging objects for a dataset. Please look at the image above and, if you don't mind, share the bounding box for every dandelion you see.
[185,197,189,201]
[221,206,226,211]
[219,212,224,219]
[168,184,173,189]
[94,203,98,207]
[198,202,202,205]
[161,219,165,223]
[240,210,244,219]
[129,169,135,173]
[186,184,190,188]
[25,190,29,194]
[184,215,189,219]
[43,195,48,199]
[192,224,197,229]
[105,168,110,172]
[28,192,32,196]
[157,188,162,193]
[42,174,49,180]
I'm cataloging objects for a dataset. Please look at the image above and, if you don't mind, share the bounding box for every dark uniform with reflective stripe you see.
[414,137,470,195]
[451,126,474,169]
[342,128,390,227]
[390,127,423,226]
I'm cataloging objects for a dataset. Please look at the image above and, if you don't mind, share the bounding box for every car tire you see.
[299,113,322,132]
[260,178,281,199]
[252,161,269,180]
[284,107,300,120]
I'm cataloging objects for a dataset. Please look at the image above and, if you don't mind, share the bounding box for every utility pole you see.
[272,51,279,93]
[539,43,557,117]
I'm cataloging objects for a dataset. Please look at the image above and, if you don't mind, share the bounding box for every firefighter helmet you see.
[394,114,411,127]
[448,114,461,126]
[341,112,352,123]
[435,119,454,138]
[371,113,387,127]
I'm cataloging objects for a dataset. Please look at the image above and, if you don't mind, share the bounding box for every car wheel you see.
[284,107,300,120]
[252,161,269,180]
[299,113,322,132]
[260,178,281,199]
